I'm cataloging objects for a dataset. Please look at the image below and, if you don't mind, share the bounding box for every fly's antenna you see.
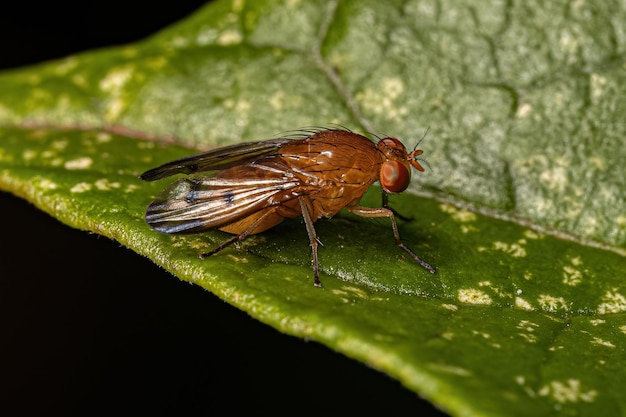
[412,126,430,152]
[408,126,432,172]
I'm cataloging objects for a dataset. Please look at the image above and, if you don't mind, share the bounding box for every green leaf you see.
[1,1,625,416]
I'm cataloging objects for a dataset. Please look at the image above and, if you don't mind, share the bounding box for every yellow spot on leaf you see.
[591,337,615,348]
[217,29,243,45]
[538,379,597,404]
[37,178,58,190]
[94,179,121,191]
[515,102,532,118]
[23,149,37,161]
[597,289,626,315]
[457,288,492,305]
[99,66,134,93]
[96,132,112,143]
[493,240,527,257]
[70,182,91,193]
[515,297,533,311]
[440,203,477,222]
[538,295,569,313]
[562,265,583,286]
[356,77,408,121]
[523,229,542,240]
[64,157,93,170]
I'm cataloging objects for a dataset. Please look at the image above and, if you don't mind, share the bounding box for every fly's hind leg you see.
[346,205,436,274]
[298,196,323,287]
[199,208,279,259]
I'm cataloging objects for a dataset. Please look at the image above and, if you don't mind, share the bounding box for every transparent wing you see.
[144,163,308,234]
[140,138,293,181]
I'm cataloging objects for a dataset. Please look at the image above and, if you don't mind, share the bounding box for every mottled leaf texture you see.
[1,1,625,416]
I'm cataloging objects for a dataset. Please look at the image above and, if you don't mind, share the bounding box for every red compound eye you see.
[380,160,411,193]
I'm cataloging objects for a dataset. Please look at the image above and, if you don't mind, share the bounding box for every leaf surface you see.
[1,1,625,416]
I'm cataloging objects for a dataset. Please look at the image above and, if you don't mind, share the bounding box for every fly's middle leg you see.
[299,196,322,287]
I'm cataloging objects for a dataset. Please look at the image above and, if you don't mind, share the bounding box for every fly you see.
[140,128,436,287]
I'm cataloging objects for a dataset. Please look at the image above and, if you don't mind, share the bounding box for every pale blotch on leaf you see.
[36,178,58,191]
[523,229,543,240]
[562,265,583,286]
[169,35,192,49]
[70,182,91,193]
[515,297,534,311]
[538,379,598,404]
[577,215,601,236]
[105,99,126,121]
[192,28,218,46]
[427,363,472,377]
[99,65,134,120]
[356,77,408,121]
[22,149,37,161]
[71,73,87,88]
[590,73,607,100]
[515,102,533,118]
[537,294,570,313]
[493,240,527,258]
[96,132,112,143]
[540,165,569,193]
[478,280,506,298]
[439,203,477,223]
[94,178,121,191]
[472,330,492,340]
[269,91,303,110]
[340,285,369,299]
[591,337,615,348]
[217,29,243,46]
[226,253,249,263]
[597,289,626,315]
[64,157,93,170]
[224,97,252,112]
[52,140,69,151]
[517,320,539,333]
[517,332,537,343]
[457,288,492,305]
[440,332,455,341]
[99,65,134,94]
[441,303,458,311]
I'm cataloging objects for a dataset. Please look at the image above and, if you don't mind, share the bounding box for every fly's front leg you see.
[299,196,322,287]
[382,191,413,222]
[347,205,436,274]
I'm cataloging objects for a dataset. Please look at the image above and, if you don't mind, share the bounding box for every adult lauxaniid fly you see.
[140,128,435,286]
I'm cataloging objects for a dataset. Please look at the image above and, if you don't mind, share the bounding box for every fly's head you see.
[376,137,426,193]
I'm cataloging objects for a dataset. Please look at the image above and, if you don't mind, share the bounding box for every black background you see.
[0,2,446,415]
